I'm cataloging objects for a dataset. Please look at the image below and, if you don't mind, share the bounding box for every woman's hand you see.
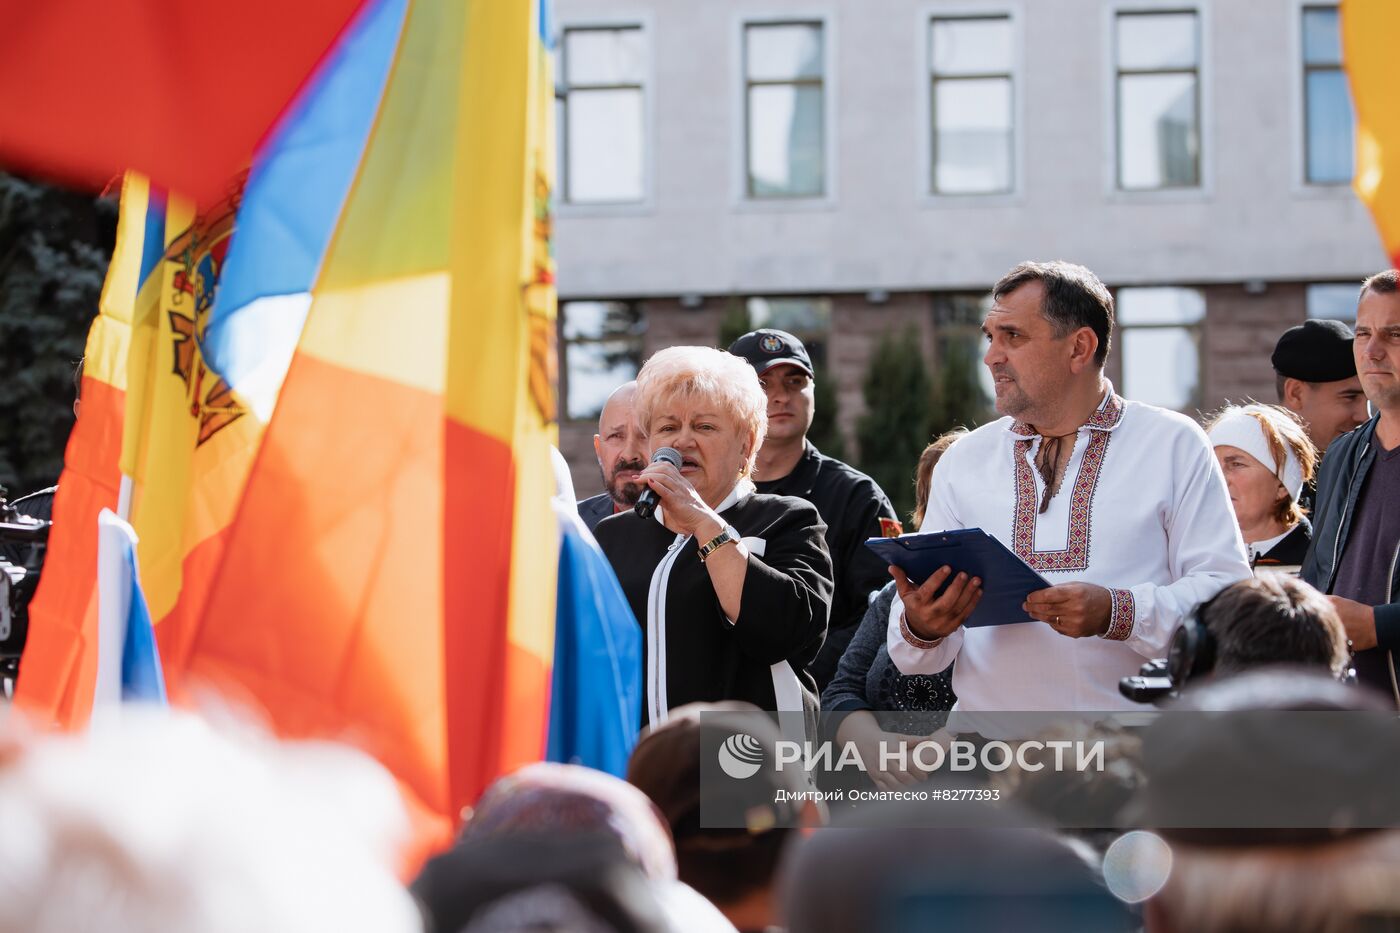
[639,460,721,538]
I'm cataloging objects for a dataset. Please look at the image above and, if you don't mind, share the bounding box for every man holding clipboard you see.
[887,262,1251,711]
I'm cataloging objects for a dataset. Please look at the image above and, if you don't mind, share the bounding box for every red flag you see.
[0,1,366,206]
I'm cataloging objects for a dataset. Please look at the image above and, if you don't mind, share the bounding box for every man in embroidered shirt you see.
[887,261,1251,711]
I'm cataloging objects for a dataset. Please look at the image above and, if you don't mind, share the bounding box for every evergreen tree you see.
[0,173,116,495]
[808,362,845,461]
[716,297,751,350]
[927,339,992,438]
[855,328,933,519]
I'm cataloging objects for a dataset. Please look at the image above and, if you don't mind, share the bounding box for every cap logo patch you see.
[759,334,784,354]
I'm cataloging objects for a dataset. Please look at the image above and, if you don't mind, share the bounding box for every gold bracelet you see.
[697,527,737,562]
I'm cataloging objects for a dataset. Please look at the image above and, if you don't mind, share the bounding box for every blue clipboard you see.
[865,528,1051,628]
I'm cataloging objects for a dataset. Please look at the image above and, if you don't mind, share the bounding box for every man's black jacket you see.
[755,442,899,689]
[1301,415,1400,704]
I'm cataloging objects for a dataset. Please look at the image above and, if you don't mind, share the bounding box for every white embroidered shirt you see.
[887,388,1252,711]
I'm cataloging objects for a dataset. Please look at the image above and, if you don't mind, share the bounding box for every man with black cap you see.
[1271,319,1368,478]
[728,328,902,690]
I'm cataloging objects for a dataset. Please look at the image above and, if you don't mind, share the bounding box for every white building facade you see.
[552,0,1386,496]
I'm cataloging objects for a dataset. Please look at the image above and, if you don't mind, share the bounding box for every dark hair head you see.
[1198,574,1348,678]
[992,261,1115,367]
[1360,268,1399,302]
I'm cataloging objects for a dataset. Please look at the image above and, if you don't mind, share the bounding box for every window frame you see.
[554,17,655,216]
[923,9,1019,199]
[1111,6,1203,192]
[558,299,647,424]
[731,12,838,210]
[1298,2,1353,187]
[1113,285,1208,413]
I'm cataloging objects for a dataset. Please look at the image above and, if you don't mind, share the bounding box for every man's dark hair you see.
[992,260,1115,367]
[1359,269,1399,301]
[1200,574,1348,678]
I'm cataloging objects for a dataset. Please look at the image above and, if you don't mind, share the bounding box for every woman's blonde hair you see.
[634,346,768,477]
[913,427,969,528]
[1204,403,1318,526]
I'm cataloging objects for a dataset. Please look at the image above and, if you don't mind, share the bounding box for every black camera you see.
[0,487,52,685]
[1118,615,1217,705]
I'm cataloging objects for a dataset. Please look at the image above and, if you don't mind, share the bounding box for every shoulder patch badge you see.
[879,517,903,538]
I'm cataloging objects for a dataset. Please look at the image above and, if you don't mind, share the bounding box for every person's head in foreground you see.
[1205,403,1317,550]
[1174,573,1349,686]
[779,798,1133,933]
[983,260,1115,424]
[627,702,820,933]
[0,708,419,933]
[418,761,734,933]
[1135,669,1400,933]
[633,346,768,508]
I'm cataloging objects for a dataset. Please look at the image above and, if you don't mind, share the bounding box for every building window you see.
[557,26,646,204]
[1302,5,1353,185]
[560,301,645,420]
[1117,287,1205,411]
[1306,282,1359,322]
[1115,10,1200,190]
[746,296,831,365]
[929,16,1014,195]
[744,22,826,199]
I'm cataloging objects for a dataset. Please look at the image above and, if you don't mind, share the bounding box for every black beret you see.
[1271,318,1356,383]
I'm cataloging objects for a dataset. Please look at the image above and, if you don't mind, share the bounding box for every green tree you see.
[927,340,992,438]
[855,328,934,519]
[716,296,751,350]
[0,173,116,496]
[808,362,846,460]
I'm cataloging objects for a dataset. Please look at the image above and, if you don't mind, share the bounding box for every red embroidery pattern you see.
[900,612,944,651]
[1103,588,1135,641]
[1010,394,1124,572]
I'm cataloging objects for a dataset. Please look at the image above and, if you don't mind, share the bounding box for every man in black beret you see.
[1272,318,1368,455]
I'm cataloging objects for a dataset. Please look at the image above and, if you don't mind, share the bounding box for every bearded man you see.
[578,382,648,532]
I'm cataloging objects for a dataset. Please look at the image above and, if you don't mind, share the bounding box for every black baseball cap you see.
[1271,319,1357,383]
[729,329,814,377]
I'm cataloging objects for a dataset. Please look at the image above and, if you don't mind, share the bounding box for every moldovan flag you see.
[148,0,563,855]
[20,0,586,859]
[14,174,178,726]
[1345,0,1400,268]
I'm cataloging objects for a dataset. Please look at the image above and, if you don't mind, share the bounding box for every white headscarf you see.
[1207,406,1305,502]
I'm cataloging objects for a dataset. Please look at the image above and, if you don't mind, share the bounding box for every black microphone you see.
[634,447,682,519]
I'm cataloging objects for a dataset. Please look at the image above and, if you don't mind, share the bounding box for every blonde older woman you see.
[1205,403,1319,567]
[593,346,833,727]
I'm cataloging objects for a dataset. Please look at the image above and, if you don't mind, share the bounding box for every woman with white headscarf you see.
[1205,404,1319,569]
